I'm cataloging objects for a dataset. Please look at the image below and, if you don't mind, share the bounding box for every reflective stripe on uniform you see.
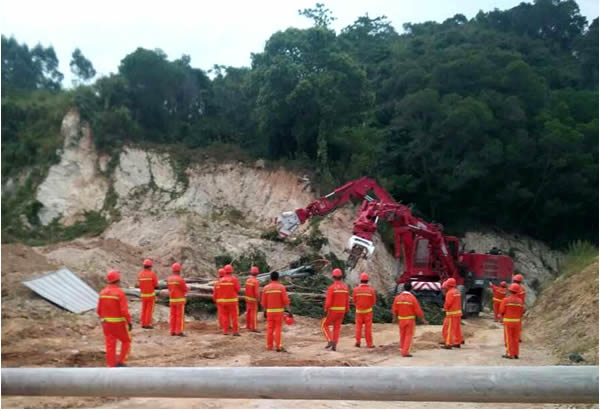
[245,296,257,301]
[397,315,415,320]
[265,290,281,294]
[396,301,413,305]
[503,317,521,323]
[141,292,156,297]
[505,303,523,307]
[219,282,234,285]
[333,290,348,293]
[356,293,372,297]
[493,298,503,302]
[356,308,372,314]
[102,317,126,322]
[216,298,238,303]
[267,308,284,313]
[170,298,186,303]
[328,307,346,311]
[446,310,462,316]
[167,282,180,285]
[100,295,119,300]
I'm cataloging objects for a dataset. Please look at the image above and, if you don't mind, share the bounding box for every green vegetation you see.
[1,0,598,248]
[214,248,271,274]
[560,240,598,278]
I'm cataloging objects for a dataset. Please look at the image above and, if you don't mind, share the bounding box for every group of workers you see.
[96,259,527,367]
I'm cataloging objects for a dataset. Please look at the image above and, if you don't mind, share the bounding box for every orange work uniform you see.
[392,291,424,356]
[137,269,159,327]
[261,280,290,350]
[321,281,350,344]
[515,283,526,336]
[167,274,188,335]
[352,284,376,347]
[216,274,240,334]
[500,294,525,358]
[245,276,260,331]
[442,286,463,346]
[97,284,132,367]
[490,284,507,321]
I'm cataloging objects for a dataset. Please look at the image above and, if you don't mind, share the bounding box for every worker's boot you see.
[251,329,261,333]
[440,345,452,350]
[325,341,333,350]
[402,354,413,358]
[233,333,241,336]
[116,363,127,367]
[355,342,360,348]
[331,342,337,351]
[276,347,287,353]
[452,344,461,349]
[178,333,186,337]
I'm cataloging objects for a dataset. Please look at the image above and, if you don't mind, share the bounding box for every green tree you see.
[70,48,96,84]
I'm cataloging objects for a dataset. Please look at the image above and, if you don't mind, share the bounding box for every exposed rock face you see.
[36,109,108,225]
[30,110,563,299]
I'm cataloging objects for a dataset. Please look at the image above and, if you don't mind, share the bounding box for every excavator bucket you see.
[277,211,301,237]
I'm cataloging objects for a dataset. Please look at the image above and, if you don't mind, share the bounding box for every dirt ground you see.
[1,244,596,409]
[1,309,588,409]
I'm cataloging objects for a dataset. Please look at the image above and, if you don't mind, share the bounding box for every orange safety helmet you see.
[172,262,182,273]
[360,272,369,281]
[224,264,234,274]
[512,274,524,283]
[143,259,153,267]
[218,268,226,277]
[284,312,295,326]
[500,281,507,287]
[250,266,259,275]
[446,278,456,288]
[107,270,121,283]
[332,268,343,278]
[509,283,521,293]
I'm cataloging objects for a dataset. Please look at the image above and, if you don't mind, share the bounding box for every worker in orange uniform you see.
[245,266,261,332]
[500,283,525,359]
[261,271,292,351]
[167,263,188,337]
[512,273,526,340]
[213,268,227,331]
[352,272,376,348]
[137,259,159,329]
[97,270,132,367]
[224,264,241,293]
[489,281,507,322]
[392,283,427,357]
[322,268,349,351]
[440,278,463,349]
[217,264,241,336]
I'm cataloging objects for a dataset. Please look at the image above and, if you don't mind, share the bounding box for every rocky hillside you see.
[5,109,564,298]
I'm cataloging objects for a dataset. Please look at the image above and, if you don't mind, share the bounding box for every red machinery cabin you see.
[459,253,514,283]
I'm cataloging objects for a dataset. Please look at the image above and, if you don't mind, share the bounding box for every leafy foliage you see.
[1,1,597,248]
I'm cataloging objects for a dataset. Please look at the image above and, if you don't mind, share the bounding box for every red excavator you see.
[277,177,513,316]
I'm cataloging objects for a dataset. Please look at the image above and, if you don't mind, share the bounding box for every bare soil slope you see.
[526,258,599,364]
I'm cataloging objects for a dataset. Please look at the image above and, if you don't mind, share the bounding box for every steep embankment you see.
[5,108,562,298]
[526,258,599,364]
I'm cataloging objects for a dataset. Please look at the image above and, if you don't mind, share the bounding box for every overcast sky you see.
[1,0,598,86]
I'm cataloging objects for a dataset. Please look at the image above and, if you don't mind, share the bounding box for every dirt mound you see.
[526,258,599,364]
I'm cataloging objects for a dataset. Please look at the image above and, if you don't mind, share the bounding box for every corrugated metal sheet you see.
[23,268,98,313]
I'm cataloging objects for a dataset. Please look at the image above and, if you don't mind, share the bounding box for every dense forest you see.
[1,0,598,247]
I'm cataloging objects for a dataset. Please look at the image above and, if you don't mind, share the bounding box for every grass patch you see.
[560,240,598,278]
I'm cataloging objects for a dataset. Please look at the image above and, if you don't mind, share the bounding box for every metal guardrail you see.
[2,366,598,403]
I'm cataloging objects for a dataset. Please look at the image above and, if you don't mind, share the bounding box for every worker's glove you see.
[285,310,293,318]
[128,323,132,332]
